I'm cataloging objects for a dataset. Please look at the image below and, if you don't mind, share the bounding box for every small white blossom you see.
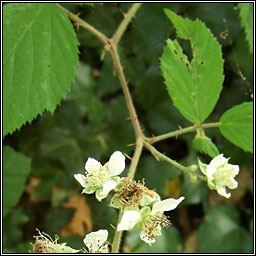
[117,196,184,245]
[74,151,125,201]
[83,229,109,253]
[199,154,239,199]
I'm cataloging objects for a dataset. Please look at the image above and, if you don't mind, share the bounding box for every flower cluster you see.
[30,229,109,254]
[199,154,239,198]
[109,176,184,245]
[74,151,185,246]
[74,151,125,201]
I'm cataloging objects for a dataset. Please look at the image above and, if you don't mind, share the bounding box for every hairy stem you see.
[111,210,124,253]
[144,141,194,173]
[112,3,143,45]
[56,3,109,45]
[147,122,221,144]
[127,136,144,180]
[111,137,143,253]
[108,43,143,138]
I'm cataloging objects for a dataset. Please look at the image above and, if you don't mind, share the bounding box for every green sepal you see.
[130,206,151,231]
[82,186,96,194]
[139,206,151,219]
[113,179,126,192]
[198,159,208,176]
[112,176,121,185]
[109,194,122,209]
[207,180,216,190]
[189,173,198,184]
[140,191,161,207]
[95,188,109,202]
[193,129,219,158]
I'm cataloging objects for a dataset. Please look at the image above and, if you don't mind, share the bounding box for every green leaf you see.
[160,9,224,124]
[3,208,30,253]
[3,146,31,218]
[198,205,253,253]
[193,129,219,158]
[238,3,253,54]
[3,3,79,137]
[219,102,253,153]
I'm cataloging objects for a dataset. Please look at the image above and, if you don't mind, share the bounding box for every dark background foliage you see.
[3,3,253,253]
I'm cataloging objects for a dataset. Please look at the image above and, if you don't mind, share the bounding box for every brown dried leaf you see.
[61,195,93,237]
[25,176,41,203]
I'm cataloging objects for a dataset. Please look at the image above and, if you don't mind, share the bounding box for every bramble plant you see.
[3,2,253,254]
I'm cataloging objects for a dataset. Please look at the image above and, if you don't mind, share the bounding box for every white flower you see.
[83,229,109,253]
[117,197,184,245]
[199,154,239,199]
[74,151,125,201]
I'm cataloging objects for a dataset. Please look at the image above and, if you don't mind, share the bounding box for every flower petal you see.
[98,244,109,253]
[207,154,226,178]
[229,164,239,176]
[108,151,125,177]
[95,180,118,202]
[152,197,184,215]
[227,178,238,190]
[117,210,142,231]
[210,154,227,167]
[216,186,231,199]
[85,157,102,174]
[100,180,117,196]
[140,229,156,245]
[83,229,108,252]
[74,174,87,188]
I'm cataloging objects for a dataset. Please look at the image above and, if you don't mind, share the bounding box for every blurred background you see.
[3,3,253,253]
